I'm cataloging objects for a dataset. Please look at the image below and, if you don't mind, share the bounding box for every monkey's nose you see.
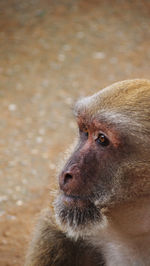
[63,172,73,185]
[59,171,74,192]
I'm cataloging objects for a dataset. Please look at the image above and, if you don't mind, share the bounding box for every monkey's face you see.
[54,80,150,236]
[54,117,127,235]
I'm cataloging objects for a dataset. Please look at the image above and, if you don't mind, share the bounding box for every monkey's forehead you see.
[74,79,150,124]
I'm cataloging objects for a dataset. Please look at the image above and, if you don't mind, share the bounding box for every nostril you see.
[64,173,73,185]
[59,170,75,191]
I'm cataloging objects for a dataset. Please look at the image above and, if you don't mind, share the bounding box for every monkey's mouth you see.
[62,193,91,207]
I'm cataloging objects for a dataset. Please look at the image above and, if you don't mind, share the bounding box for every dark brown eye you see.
[83,128,88,137]
[83,128,88,134]
[96,134,109,146]
[79,126,88,138]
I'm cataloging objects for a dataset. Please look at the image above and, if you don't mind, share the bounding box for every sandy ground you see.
[0,0,150,265]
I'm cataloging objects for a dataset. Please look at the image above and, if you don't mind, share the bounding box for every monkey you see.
[25,79,150,266]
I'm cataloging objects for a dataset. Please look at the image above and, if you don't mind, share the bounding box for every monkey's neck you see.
[91,197,150,266]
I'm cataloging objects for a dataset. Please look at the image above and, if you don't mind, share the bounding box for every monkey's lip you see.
[62,193,91,207]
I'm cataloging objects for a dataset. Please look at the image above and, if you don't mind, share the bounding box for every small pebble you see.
[92,52,106,59]
[15,186,21,192]
[31,169,37,175]
[39,128,45,135]
[58,54,65,62]
[22,179,27,184]
[42,153,49,159]
[63,44,71,51]
[8,104,17,111]
[31,149,39,154]
[0,196,8,202]
[110,57,118,64]
[7,215,16,220]
[1,239,7,245]
[16,200,23,206]
[76,32,84,38]
[36,136,43,143]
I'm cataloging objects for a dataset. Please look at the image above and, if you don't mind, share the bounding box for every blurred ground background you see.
[0,0,150,265]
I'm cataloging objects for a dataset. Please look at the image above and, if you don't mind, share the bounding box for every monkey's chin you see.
[54,194,102,239]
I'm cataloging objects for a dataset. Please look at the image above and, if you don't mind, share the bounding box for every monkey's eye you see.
[82,128,88,137]
[96,133,109,146]
[79,127,88,138]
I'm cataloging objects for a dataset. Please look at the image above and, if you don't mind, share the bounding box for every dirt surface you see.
[0,0,150,265]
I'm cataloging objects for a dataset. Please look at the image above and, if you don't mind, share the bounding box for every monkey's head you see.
[54,79,150,238]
